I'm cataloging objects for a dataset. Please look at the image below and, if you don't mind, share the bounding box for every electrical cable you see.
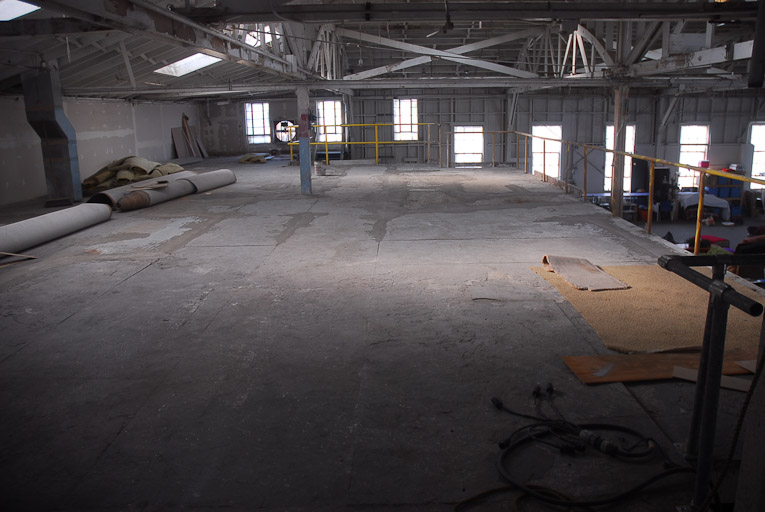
[459,395,695,510]
[496,423,695,508]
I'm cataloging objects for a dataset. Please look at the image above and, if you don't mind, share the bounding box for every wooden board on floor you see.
[542,255,629,291]
[673,366,751,392]
[736,360,758,373]
[563,349,756,384]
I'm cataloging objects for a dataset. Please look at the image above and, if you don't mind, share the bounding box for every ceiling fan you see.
[426,0,454,37]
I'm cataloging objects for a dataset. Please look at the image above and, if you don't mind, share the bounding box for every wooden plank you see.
[171,127,192,159]
[181,114,200,158]
[0,251,37,269]
[736,360,758,373]
[542,255,629,291]
[563,349,756,384]
[191,126,209,158]
[673,366,751,392]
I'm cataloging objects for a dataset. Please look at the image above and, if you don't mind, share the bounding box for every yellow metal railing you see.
[287,123,435,164]
[500,129,765,254]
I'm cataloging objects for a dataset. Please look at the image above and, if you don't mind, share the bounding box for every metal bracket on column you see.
[658,254,764,510]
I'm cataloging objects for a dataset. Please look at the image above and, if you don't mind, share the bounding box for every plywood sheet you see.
[563,349,755,384]
[536,265,764,353]
[542,255,629,291]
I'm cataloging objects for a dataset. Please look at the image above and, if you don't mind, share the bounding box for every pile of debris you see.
[82,156,185,194]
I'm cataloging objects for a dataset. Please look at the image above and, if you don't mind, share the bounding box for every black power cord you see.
[456,394,695,510]
[496,422,694,508]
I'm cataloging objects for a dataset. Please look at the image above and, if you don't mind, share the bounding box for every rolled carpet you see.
[0,203,112,255]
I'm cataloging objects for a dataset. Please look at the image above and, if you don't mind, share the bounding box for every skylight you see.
[0,0,40,21]
[154,53,222,77]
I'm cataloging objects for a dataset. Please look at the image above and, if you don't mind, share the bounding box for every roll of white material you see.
[0,203,112,255]
[180,169,237,193]
[117,179,197,211]
[88,170,198,209]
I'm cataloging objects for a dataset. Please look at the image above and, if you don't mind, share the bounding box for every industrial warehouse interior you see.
[2,1,765,511]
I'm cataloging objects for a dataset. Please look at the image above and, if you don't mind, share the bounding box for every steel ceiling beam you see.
[63,75,751,99]
[630,40,753,77]
[336,27,537,78]
[173,1,758,24]
[343,28,543,80]
[0,18,112,39]
[29,0,307,79]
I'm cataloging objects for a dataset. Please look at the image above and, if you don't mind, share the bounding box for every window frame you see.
[678,124,710,189]
[393,98,418,141]
[244,102,271,144]
[453,126,484,164]
[531,125,563,179]
[316,99,343,143]
[604,124,636,192]
[750,123,765,190]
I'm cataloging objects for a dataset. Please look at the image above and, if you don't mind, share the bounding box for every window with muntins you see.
[678,125,709,189]
[245,102,271,144]
[750,124,765,190]
[393,99,418,141]
[316,100,343,142]
[604,125,636,192]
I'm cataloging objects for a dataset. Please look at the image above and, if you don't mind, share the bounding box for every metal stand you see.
[658,254,765,510]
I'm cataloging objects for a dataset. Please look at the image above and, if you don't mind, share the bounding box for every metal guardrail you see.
[287,122,435,164]
[504,129,765,255]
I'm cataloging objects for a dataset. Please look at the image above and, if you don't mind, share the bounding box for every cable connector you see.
[579,429,617,455]
[532,384,542,404]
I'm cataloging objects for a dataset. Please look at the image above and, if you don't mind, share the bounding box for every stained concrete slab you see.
[0,157,758,510]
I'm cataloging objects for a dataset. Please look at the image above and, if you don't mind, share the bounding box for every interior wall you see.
[199,98,296,155]
[0,96,199,207]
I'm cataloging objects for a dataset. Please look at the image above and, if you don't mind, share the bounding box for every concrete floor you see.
[0,158,754,510]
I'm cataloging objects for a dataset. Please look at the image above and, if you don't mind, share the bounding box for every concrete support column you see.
[296,85,312,195]
[611,83,629,218]
[22,69,82,204]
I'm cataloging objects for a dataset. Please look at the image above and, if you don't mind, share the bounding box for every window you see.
[393,99,418,141]
[604,125,636,192]
[245,102,271,144]
[751,124,765,190]
[316,100,343,142]
[154,53,222,77]
[678,125,709,189]
[453,126,483,164]
[531,125,562,178]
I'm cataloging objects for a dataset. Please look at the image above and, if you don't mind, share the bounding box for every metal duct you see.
[22,69,82,203]
[0,203,112,255]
